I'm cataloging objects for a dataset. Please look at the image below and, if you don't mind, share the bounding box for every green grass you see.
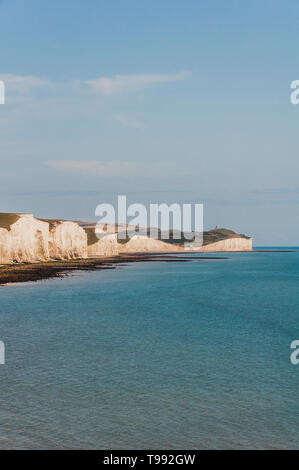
[85,226,251,247]
[84,227,100,246]
[0,213,20,230]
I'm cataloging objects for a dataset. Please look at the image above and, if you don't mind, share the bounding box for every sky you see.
[0,0,299,245]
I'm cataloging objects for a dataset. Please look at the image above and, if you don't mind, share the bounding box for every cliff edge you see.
[0,213,252,265]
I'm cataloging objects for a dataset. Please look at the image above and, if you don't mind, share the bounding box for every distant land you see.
[0,212,252,266]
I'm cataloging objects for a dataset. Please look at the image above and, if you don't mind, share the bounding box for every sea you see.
[0,248,298,449]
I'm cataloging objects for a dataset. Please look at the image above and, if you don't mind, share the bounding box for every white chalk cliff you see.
[0,214,87,264]
[0,213,253,265]
[197,237,252,252]
[118,235,182,253]
[0,214,49,264]
[45,220,88,260]
[87,230,119,257]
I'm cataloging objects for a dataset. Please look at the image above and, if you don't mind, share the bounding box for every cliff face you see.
[84,226,119,257]
[84,226,253,254]
[119,235,182,253]
[197,237,252,252]
[87,233,119,257]
[47,220,88,260]
[0,227,13,264]
[0,214,87,264]
[0,213,253,265]
[0,214,49,264]
[10,215,49,262]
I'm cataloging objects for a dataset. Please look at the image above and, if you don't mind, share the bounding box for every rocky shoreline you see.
[0,253,227,285]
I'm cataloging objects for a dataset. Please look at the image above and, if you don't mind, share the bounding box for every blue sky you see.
[0,0,299,244]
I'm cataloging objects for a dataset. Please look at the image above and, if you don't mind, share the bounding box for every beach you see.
[0,253,226,285]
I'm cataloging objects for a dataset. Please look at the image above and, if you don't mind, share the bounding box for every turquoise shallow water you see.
[0,250,299,449]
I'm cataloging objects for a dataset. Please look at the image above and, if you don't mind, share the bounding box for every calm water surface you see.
[0,250,298,449]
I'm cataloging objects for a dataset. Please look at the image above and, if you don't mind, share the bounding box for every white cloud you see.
[85,71,191,95]
[0,71,190,101]
[47,160,135,176]
[0,74,50,95]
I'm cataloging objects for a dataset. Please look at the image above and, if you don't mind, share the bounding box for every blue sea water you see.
[0,250,299,449]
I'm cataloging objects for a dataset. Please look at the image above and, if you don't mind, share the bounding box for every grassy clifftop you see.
[84,224,251,247]
[0,213,20,230]
[84,227,99,246]
[163,227,251,246]
[202,228,250,246]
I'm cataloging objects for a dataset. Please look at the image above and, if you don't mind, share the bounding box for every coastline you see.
[0,253,227,286]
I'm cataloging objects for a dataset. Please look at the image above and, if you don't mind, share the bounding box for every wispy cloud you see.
[0,71,191,103]
[46,159,193,179]
[46,160,135,176]
[0,74,50,96]
[85,71,191,95]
